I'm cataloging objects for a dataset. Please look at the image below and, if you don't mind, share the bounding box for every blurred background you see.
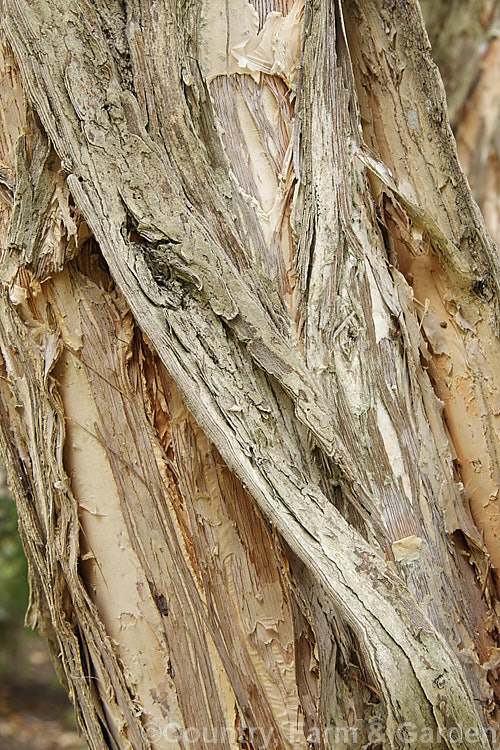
[0,476,86,750]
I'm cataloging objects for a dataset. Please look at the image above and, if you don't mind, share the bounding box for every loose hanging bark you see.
[0,1,499,749]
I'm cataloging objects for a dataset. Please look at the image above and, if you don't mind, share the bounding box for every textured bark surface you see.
[419,0,500,593]
[420,0,500,250]
[0,1,500,749]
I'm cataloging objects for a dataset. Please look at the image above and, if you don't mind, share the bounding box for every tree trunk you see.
[420,0,500,249]
[0,1,499,748]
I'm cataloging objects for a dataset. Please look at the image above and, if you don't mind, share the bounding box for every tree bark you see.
[421,0,500,250]
[0,1,499,749]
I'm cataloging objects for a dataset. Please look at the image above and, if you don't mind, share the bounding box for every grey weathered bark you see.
[421,0,500,251]
[0,1,499,749]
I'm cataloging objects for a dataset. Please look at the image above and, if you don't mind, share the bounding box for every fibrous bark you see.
[0,1,499,749]
[420,0,500,252]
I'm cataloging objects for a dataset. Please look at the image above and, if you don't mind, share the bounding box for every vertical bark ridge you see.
[421,1,500,608]
[344,0,500,613]
[419,0,500,130]
[455,36,500,251]
[0,40,152,747]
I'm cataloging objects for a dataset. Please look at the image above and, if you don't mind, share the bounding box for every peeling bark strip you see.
[343,0,500,593]
[1,1,500,750]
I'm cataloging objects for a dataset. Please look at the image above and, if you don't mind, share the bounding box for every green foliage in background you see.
[0,491,30,673]
[0,489,82,744]
[0,493,29,626]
